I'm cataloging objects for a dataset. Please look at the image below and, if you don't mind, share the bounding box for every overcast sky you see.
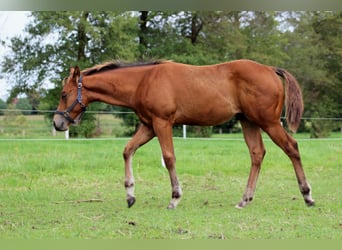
[0,11,30,100]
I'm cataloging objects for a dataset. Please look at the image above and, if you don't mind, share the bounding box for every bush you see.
[69,113,96,138]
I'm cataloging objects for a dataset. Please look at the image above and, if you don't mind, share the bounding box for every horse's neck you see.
[84,72,141,108]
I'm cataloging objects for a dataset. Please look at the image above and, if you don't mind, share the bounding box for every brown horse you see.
[53,59,315,209]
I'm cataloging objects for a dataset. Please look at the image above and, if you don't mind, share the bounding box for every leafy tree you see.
[1,11,341,138]
[0,98,6,115]
[1,11,140,137]
[282,11,342,137]
[241,11,289,66]
[15,98,31,115]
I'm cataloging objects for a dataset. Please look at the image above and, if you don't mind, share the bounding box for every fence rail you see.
[0,109,135,114]
[0,109,341,140]
[1,109,342,120]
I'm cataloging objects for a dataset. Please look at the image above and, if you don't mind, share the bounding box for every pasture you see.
[0,135,341,239]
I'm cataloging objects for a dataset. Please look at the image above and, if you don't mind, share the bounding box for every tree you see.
[281,11,342,137]
[15,98,31,115]
[0,98,6,115]
[1,12,140,93]
[1,11,140,137]
[1,11,341,138]
[311,12,342,117]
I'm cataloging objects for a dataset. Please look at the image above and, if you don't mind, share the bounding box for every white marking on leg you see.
[126,180,135,199]
[236,187,254,209]
[125,155,135,200]
[235,202,246,209]
[300,183,315,205]
[168,185,182,209]
[168,197,181,209]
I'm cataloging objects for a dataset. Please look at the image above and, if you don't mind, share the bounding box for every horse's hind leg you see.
[237,118,266,208]
[153,117,182,209]
[264,123,315,206]
[123,123,155,208]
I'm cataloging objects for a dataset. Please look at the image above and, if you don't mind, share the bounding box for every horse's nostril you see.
[53,121,65,131]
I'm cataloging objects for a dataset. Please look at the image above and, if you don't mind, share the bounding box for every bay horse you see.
[53,59,315,209]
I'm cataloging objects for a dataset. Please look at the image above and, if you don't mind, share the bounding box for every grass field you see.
[0,134,341,239]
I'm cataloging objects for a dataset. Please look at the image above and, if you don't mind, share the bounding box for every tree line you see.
[0,11,341,137]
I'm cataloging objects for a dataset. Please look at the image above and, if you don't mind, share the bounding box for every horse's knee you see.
[123,148,129,160]
[123,145,134,160]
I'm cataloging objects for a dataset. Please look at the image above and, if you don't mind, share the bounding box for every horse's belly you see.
[175,105,236,126]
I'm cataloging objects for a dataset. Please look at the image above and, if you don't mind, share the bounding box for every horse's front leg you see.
[153,118,182,209]
[123,124,155,208]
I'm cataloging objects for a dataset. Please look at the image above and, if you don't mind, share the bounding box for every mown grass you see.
[0,136,341,239]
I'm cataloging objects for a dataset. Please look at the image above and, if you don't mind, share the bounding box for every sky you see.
[0,11,30,100]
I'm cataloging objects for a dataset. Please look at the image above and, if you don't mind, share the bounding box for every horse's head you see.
[53,66,87,131]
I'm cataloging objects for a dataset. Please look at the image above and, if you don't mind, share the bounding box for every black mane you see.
[82,60,164,76]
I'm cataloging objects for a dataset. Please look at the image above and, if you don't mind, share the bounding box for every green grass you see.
[0,137,341,239]
[0,114,124,138]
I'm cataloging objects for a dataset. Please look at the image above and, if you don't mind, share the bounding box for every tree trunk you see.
[138,11,149,58]
[190,13,203,44]
[77,11,90,61]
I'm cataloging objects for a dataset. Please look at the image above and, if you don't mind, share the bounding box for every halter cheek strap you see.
[55,76,87,124]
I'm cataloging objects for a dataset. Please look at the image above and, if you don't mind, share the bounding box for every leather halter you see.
[55,76,87,124]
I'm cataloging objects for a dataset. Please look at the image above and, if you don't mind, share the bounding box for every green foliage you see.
[113,107,140,136]
[1,104,28,136]
[15,98,32,115]
[0,98,6,115]
[69,113,96,138]
[173,125,213,138]
[281,12,342,137]
[241,12,290,66]
[68,103,108,138]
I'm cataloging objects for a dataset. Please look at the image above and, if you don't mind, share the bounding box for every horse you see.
[53,59,315,209]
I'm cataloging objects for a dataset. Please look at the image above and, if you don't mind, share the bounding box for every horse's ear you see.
[70,66,80,82]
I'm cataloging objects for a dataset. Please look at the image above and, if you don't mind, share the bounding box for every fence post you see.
[183,124,187,139]
[65,129,69,140]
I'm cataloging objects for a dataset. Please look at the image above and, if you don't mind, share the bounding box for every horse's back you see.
[138,60,284,126]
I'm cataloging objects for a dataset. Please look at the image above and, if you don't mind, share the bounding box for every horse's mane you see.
[82,60,165,76]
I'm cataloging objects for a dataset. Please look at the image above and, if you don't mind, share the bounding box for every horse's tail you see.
[274,68,304,133]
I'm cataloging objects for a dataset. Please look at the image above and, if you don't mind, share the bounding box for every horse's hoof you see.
[167,197,181,209]
[305,199,315,207]
[127,197,136,208]
[167,204,176,209]
[235,200,247,209]
[235,204,244,209]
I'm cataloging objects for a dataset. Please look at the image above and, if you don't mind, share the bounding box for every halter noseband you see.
[55,76,87,124]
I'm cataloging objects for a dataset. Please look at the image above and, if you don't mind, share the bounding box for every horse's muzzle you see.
[53,116,69,131]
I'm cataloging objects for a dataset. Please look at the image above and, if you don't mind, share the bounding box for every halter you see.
[55,76,87,124]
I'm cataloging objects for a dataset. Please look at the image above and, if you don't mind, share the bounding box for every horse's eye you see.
[61,92,67,99]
